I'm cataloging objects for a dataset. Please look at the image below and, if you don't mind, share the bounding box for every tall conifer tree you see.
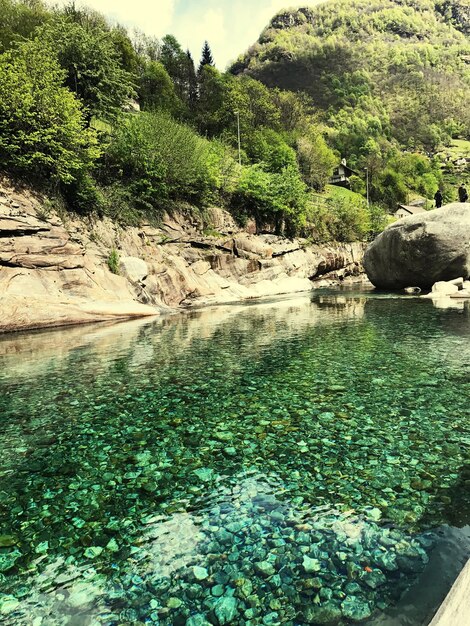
[198,41,214,74]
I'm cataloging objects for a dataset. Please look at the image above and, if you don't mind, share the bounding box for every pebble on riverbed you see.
[0,478,433,626]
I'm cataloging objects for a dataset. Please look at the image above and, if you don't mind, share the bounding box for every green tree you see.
[39,14,134,121]
[198,40,214,73]
[186,50,199,108]
[296,127,336,191]
[245,128,297,173]
[160,34,191,103]
[0,0,50,53]
[196,65,230,136]
[0,38,99,183]
[138,61,180,113]
[235,164,308,236]
[103,110,226,209]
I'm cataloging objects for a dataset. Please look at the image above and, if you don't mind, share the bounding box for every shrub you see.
[107,248,120,274]
[308,196,386,243]
[235,164,308,236]
[102,110,232,210]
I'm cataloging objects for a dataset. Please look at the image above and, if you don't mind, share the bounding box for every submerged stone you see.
[255,560,276,577]
[303,555,321,573]
[193,566,209,581]
[341,596,372,622]
[186,615,211,626]
[303,602,342,624]
[0,595,20,615]
[214,596,239,624]
[0,536,17,548]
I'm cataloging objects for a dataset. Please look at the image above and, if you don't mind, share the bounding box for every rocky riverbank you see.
[0,177,367,333]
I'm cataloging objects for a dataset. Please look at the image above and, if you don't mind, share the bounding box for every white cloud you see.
[176,7,226,64]
[46,0,325,69]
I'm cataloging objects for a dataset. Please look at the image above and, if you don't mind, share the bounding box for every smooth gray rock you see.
[364,204,470,289]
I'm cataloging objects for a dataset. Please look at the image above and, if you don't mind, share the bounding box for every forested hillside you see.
[232,0,469,149]
[232,0,469,203]
[0,0,468,244]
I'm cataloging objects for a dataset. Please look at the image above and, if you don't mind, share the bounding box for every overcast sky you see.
[47,1,325,69]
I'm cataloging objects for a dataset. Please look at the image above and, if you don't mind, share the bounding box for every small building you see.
[394,204,427,219]
[329,159,358,189]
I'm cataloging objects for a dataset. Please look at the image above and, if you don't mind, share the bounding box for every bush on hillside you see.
[309,196,387,243]
[102,110,234,210]
[234,164,308,236]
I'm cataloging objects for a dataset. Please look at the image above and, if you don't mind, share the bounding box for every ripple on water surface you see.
[0,292,469,625]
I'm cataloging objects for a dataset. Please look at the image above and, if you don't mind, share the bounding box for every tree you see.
[196,65,229,136]
[138,61,180,113]
[186,50,198,108]
[39,14,135,121]
[296,127,336,191]
[160,34,190,102]
[0,38,99,183]
[0,0,50,53]
[198,40,214,73]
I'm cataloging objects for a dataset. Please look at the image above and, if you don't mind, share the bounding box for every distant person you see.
[434,189,443,208]
[458,185,468,202]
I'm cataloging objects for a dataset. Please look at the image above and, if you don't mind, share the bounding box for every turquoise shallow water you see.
[0,292,469,625]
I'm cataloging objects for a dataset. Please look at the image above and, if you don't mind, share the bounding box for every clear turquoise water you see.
[0,292,469,625]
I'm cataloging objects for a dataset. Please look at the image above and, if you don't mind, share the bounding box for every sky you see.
[48,0,325,69]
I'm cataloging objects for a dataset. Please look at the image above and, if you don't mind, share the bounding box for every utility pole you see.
[364,167,370,206]
[235,111,241,166]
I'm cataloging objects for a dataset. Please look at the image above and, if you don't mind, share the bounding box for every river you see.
[0,290,469,625]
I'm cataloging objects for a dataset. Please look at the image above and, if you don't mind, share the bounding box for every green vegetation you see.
[107,248,120,275]
[0,37,98,183]
[0,0,468,242]
[233,0,469,206]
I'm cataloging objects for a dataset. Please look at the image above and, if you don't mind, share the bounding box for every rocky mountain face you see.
[0,178,366,333]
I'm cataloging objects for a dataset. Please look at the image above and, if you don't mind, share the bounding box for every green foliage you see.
[138,61,180,113]
[198,40,214,73]
[309,195,387,243]
[102,110,232,211]
[245,129,297,173]
[1,0,455,244]
[39,13,135,121]
[233,0,470,150]
[107,248,120,274]
[0,38,99,183]
[0,0,50,53]
[235,164,308,236]
[296,128,337,191]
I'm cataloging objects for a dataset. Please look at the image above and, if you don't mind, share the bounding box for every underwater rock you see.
[214,595,239,625]
[0,595,20,615]
[302,555,321,573]
[341,596,372,622]
[186,615,211,626]
[302,601,342,624]
[254,561,276,577]
[192,566,209,581]
[0,536,17,548]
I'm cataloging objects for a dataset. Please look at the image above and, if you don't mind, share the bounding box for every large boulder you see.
[364,203,470,289]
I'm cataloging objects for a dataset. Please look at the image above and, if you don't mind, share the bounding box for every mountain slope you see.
[231,0,470,149]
